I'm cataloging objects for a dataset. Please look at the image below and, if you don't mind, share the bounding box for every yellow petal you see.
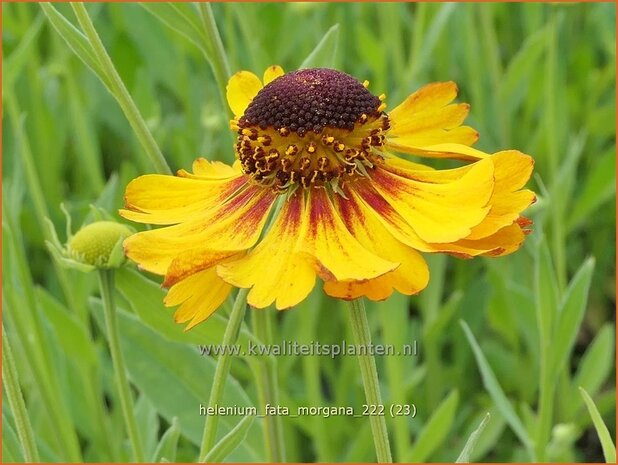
[391,103,471,135]
[226,71,263,118]
[390,81,459,122]
[263,65,284,85]
[301,189,398,281]
[163,250,241,288]
[352,180,521,258]
[323,190,429,301]
[164,268,232,330]
[383,156,435,173]
[388,81,478,149]
[386,127,480,155]
[217,192,316,310]
[467,151,536,239]
[120,174,245,225]
[390,142,488,161]
[383,154,478,183]
[123,186,277,275]
[180,158,241,179]
[435,222,527,258]
[370,160,494,243]
[351,180,430,251]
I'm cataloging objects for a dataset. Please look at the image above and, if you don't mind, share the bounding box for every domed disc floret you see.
[234,68,390,193]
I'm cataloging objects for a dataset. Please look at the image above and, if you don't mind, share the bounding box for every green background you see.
[2,2,616,462]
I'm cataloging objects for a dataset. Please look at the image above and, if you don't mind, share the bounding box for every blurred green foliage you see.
[2,2,615,462]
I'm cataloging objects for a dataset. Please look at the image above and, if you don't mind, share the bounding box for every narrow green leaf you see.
[551,258,595,376]
[152,418,181,463]
[579,387,616,463]
[562,323,614,422]
[568,149,616,232]
[140,3,208,55]
[573,324,614,399]
[405,390,459,462]
[456,413,491,463]
[406,3,456,77]
[64,69,106,192]
[135,395,159,460]
[300,24,340,69]
[203,415,255,463]
[499,25,548,111]
[534,238,559,344]
[460,320,534,458]
[39,3,112,90]
[424,290,463,342]
[462,407,506,461]
[2,414,24,463]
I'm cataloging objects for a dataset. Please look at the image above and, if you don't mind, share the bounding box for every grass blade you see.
[405,390,459,462]
[152,418,181,462]
[39,3,112,90]
[70,2,171,175]
[203,415,255,463]
[456,413,491,463]
[579,388,616,463]
[140,3,208,55]
[460,320,535,459]
[2,326,40,462]
[300,24,340,69]
[550,258,595,377]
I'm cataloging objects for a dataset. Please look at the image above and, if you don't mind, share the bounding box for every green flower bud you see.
[68,221,133,268]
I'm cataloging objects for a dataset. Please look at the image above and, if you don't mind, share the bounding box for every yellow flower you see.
[120,66,535,329]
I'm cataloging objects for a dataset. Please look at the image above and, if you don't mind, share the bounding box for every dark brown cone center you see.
[239,68,382,135]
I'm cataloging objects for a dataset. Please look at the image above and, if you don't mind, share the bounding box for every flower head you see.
[120,66,535,329]
[233,68,388,193]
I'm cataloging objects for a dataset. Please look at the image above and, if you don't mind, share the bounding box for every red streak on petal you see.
[229,189,277,236]
[516,216,534,228]
[485,247,506,257]
[449,252,473,260]
[333,190,363,234]
[356,181,399,220]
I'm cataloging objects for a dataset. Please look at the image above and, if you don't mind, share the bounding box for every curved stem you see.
[2,325,40,462]
[348,299,393,463]
[199,288,249,461]
[197,3,231,114]
[71,3,171,175]
[98,270,145,462]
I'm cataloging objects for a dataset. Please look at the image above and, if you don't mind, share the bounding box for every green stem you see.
[379,294,411,460]
[347,299,393,463]
[536,356,554,461]
[252,309,286,462]
[2,325,40,462]
[71,3,171,175]
[199,287,249,461]
[299,295,333,461]
[97,270,145,462]
[197,3,232,114]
